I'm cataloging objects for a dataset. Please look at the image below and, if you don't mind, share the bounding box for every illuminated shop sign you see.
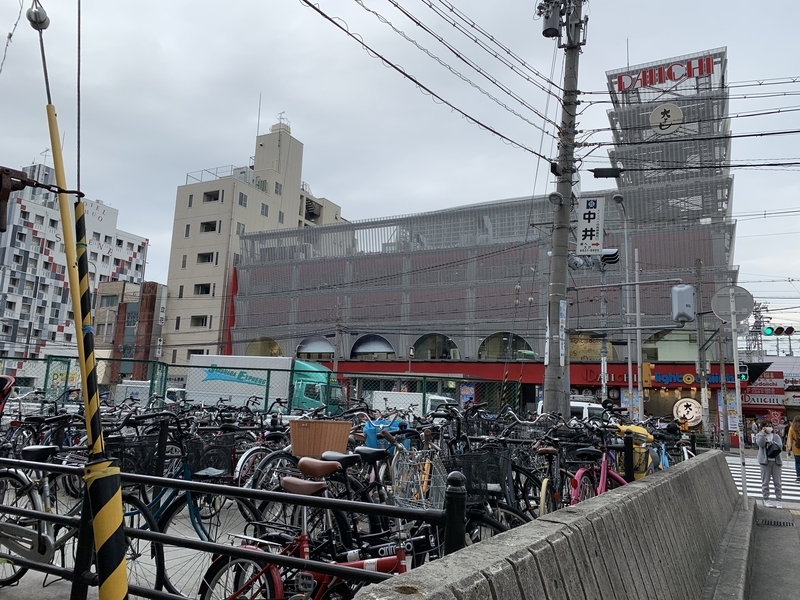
[617,56,714,92]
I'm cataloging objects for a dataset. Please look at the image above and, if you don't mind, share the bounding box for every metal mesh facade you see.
[231,48,737,363]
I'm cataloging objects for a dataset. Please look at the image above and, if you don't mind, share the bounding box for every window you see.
[104,235,112,244]
[233,253,240,266]
[187,349,205,359]
[113,258,121,267]
[181,255,187,269]
[190,315,208,327]
[171,349,177,363]
[184,224,191,237]
[236,222,245,236]
[260,203,269,217]
[59,243,65,253]
[64,333,73,342]
[127,242,134,251]
[34,214,44,225]
[116,238,123,248]
[49,218,58,228]
[200,221,217,233]
[175,316,181,330]
[137,244,144,253]
[178,285,184,299]
[188,194,193,208]
[256,177,268,193]
[16,232,26,243]
[50,332,56,341]
[274,182,283,196]
[20,210,29,220]
[197,252,214,263]
[102,255,110,264]
[90,251,98,261]
[278,211,284,224]
[12,255,22,264]
[50,307,60,319]
[100,295,118,308]
[238,192,248,207]
[40,284,48,294]
[202,190,220,203]
[5,301,15,312]
[194,283,211,295]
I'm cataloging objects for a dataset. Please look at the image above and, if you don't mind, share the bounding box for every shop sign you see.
[741,394,784,406]
[785,393,800,407]
[616,55,714,92]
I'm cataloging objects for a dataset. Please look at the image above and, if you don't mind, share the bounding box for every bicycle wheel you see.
[121,493,166,592]
[159,491,263,598]
[249,451,300,525]
[509,464,541,519]
[491,503,531,529]
[464,510,508,544]
[576,473,596,503]
[0,471,41,585]
[198,556,280,600]
[538,477,558,517]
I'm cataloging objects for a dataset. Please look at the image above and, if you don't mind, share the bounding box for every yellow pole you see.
[45,104,128,600]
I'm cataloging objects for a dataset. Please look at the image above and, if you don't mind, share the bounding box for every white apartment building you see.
[0,164,147,362]
[164,121,345,365]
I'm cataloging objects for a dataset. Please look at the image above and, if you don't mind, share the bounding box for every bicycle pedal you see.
[295,571,315,592]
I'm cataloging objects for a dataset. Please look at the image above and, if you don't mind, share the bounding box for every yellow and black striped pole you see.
[28,6,127,596]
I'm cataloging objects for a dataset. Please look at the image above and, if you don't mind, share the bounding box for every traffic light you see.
[738,363,749,382]
[763,326,795,336]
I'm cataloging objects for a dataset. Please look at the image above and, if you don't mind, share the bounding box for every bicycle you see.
[199,458,410,600]
[0,443,164,590]
[569,422,628,504]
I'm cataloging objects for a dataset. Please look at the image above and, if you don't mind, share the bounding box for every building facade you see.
[0,164,147,363]
[164,121,345,365]
[223,48,739,419]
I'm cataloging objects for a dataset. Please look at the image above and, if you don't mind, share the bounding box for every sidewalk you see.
[749,502,800,598]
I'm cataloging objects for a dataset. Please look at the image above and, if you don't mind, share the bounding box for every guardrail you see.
[0,455,468,599]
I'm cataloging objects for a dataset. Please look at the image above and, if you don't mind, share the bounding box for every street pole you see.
[635,248,643,421]
[729,290,748,500]
[599,263,608,404]
[543,0,585,416]
[695,259,710,434]
[719,334,730,451]
[614,197,634,410]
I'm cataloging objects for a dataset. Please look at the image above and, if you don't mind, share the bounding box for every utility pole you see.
[541,0,586,416]
[695,259,710,434]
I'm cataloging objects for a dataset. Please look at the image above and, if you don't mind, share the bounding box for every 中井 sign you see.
[577,197,605,255]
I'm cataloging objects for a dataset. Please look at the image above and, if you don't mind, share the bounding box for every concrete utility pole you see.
[542,0,586,416]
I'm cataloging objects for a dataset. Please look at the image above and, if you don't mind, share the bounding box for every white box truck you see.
[186,355,344,413]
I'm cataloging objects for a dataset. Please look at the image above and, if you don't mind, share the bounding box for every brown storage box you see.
[290,420,351,457]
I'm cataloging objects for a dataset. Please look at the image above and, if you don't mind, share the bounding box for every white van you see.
[537,400,605,421]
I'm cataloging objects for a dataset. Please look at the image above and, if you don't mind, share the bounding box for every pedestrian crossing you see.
[725,455,800,503]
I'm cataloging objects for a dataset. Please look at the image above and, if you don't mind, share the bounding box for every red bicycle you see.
[199,456,408,599]
[570,423,627,504]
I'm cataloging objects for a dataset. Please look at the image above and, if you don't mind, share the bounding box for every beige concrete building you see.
[164,121,344,364]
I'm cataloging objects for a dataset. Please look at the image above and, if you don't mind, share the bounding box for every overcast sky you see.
[2,0,799,349]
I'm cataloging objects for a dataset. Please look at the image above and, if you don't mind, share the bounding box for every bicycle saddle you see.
[298,457,341,478]
[354,446,389,463]
[320,451,361,470]
[21,444,60,463]
[280,475,328,496]
[574,447,603,461]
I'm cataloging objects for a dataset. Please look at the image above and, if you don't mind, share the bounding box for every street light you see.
[408,346,414,373]
[613,194,636,415]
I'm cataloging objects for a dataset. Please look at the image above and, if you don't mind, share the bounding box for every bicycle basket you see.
[106,434,159,476]
[390,449,447,510]
[441,449,512,503]
[186,432,235,475]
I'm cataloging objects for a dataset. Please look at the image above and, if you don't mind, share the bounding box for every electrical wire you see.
[297,0,551,161]
[0,0,23,75]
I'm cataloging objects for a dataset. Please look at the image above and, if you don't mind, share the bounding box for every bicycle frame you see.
[570,448,627,504]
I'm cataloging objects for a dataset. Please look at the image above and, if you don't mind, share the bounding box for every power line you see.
[352,0,559,137]
[297,0,551,161]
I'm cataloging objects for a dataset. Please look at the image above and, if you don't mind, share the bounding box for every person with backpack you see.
[755,419,784,508]
[787,415,800,484]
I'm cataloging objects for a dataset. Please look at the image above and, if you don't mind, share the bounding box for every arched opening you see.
[412,333,460,360]
[245,336,282,357]
[477,332,532,360]
[350,334,396,360]
[296,335,335,361]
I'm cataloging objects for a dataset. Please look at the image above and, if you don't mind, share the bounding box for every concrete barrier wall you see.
[355,450,738,600]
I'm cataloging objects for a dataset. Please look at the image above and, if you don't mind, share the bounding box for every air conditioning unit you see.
[450,348,460,360]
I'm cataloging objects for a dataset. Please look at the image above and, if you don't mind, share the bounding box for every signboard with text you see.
[576,197,605,255]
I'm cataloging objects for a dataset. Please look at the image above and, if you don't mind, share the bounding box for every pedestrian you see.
[781,416,790,448]
[788,415,800,484]
[755,419,784,508]
[751,419,759,449]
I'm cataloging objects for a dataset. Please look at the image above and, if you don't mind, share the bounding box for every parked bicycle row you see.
[0,374,697,599]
